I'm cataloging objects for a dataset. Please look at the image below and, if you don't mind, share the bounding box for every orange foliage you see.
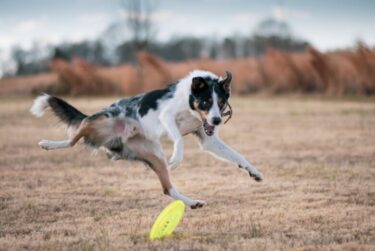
[48,58,120,96]
[1,45,375,96]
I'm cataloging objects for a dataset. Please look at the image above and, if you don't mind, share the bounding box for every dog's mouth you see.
[203,119,215,136]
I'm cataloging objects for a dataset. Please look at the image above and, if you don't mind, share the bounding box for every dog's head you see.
[189,71,232,136]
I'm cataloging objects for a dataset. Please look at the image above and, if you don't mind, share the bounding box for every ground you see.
[0,96,374,251]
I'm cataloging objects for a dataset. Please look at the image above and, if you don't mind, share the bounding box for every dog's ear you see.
[219,71,232,94]
[191,77,208,94]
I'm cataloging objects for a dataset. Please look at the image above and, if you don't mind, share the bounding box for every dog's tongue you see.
[203,120,215,136]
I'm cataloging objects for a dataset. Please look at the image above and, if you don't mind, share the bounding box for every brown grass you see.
[0,96,374,250]
[47,58,121,96]
[0,72,57,96]
[1,46,375,97]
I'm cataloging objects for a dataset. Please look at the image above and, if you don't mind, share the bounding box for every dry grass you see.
[0,95,374,251]
[0,73,57,96]
[47,59,120,96]
[2,46,375,97]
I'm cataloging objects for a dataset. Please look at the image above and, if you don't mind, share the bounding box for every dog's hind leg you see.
[38,140,72,150]
[38,127,86,150]
[38,117,94,151]
[128,138,205,209]
[149,155,206,209]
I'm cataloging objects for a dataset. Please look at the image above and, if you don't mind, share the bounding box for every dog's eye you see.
[218,99,226,108]
[201,100,211,109]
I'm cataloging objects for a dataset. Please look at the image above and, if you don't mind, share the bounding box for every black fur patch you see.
[110,84,176,119]
[138,84,175,117]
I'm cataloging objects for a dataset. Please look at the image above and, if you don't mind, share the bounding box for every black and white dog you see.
[30,70,263,209]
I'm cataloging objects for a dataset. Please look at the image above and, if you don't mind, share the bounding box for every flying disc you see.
[149,200,185,240]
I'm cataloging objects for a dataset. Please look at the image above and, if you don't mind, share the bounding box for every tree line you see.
[6,17,308,77]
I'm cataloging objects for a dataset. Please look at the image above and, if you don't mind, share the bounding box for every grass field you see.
[0,96,374,251]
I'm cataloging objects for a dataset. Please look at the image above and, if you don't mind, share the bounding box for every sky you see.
[0,0,375,56]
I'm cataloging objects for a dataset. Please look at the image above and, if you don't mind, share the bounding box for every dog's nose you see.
[212,117,222,125]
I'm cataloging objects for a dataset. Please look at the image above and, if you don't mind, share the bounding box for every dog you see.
[30,70,263,209]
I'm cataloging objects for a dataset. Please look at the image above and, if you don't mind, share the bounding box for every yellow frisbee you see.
[149,200,185,240]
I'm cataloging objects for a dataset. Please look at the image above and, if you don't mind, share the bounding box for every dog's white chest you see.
[176,111,201,135]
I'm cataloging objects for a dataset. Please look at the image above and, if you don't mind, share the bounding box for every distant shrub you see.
[2,45,375,96]
[47,58,120,96]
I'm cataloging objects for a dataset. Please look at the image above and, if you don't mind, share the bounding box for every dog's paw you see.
[168,154,183,170]
[249,170,263,182]
[190,200,206,209]
[239,165,263,182]
[38,140,51,150]
[168,160,181,170]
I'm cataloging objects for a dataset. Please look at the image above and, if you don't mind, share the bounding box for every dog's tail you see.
[30,94,87,127]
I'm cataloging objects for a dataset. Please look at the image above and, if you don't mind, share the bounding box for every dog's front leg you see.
[195,129,263,181]
[159,111,183,170]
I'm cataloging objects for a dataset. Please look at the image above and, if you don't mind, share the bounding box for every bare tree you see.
[122,0,157,51]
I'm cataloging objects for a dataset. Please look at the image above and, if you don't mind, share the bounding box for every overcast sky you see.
[0,0,375,54]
